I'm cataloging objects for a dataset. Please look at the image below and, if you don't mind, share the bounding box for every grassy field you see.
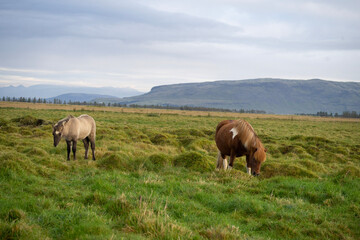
[0,103,359,239]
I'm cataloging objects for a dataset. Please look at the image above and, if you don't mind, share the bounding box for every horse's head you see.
[250,147,267,176]
[52,122,65,147]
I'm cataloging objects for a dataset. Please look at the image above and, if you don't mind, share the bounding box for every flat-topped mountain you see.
[118,78,360,114]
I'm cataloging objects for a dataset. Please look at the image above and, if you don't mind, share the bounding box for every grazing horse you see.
[53,115,96,160]
[215,119,266,176]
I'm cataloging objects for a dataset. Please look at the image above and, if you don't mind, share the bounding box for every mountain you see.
[47,93,121,103]
[0,84,143,98]
[118,78,360,114]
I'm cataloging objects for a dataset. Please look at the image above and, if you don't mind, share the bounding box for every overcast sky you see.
[0,0,359,91]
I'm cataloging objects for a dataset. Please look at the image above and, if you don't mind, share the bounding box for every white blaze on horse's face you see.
[53,125,63,147]
[230,127,238,139]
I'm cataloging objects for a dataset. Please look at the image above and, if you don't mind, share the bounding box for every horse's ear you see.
[264,148,267,152]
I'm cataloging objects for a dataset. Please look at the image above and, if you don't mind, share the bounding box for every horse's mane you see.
[55,115,75,127]
[234,119,263,150]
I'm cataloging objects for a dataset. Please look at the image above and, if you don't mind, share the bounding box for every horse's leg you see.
[216,151,223,169]
[83,137,89,159]
[246,155,251,175]
[223,157,228,169]
[217,152,228,170]
[228,150,235,170]
[66,140,71,161]
[72,140,77,160]
[90,138,96,160]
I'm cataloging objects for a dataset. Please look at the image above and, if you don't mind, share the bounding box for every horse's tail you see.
[216,151,228,170]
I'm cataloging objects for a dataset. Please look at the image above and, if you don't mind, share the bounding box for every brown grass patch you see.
[1,102,359,122]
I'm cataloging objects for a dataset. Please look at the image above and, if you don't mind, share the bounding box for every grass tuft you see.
[6,209,26,223]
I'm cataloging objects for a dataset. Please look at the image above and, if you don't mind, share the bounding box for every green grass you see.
[0,106,359,239]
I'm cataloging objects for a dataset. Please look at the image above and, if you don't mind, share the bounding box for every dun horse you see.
[215,119,266,176]
[53,115,96,160]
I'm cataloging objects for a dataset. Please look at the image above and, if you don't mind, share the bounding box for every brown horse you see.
[53,114,96,160]
[215,119,266,176]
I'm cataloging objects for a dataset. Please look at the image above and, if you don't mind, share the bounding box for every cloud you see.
[0,0,359,91]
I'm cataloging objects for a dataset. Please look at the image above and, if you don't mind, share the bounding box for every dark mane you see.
[55,115,74,127]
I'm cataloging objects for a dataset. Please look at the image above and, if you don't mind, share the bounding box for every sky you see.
[0,0,359,92]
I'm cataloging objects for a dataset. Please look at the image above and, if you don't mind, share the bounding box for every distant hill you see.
[117,79,360,114]
[0,84,143,99]
[47,93,121,103]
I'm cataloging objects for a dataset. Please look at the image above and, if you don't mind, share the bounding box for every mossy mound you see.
[336,166,360,178]
[124,127,151,143]
[148,153,170,167]
[278,145,312,159]
[23,147,49,157]
[188,138,217,153]
[261,162,319,178]
[12,115,45,126]
[143,153,172,172]
[177,135,196,147]
[0,118,9,127]
[150,133,178,146]
[173,151,213,172]
[298,159,327,174]
[171,128,206,137]
[97,152,131,171]
[0,151,37,175]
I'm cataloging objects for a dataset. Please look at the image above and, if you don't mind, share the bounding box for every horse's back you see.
[216,120,234,134]
[215,119,256,155]
[72,115,96,140]
[78,115,95,126]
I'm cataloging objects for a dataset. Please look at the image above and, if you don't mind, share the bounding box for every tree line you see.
[297,111,360,118]
[1,96,267,114]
